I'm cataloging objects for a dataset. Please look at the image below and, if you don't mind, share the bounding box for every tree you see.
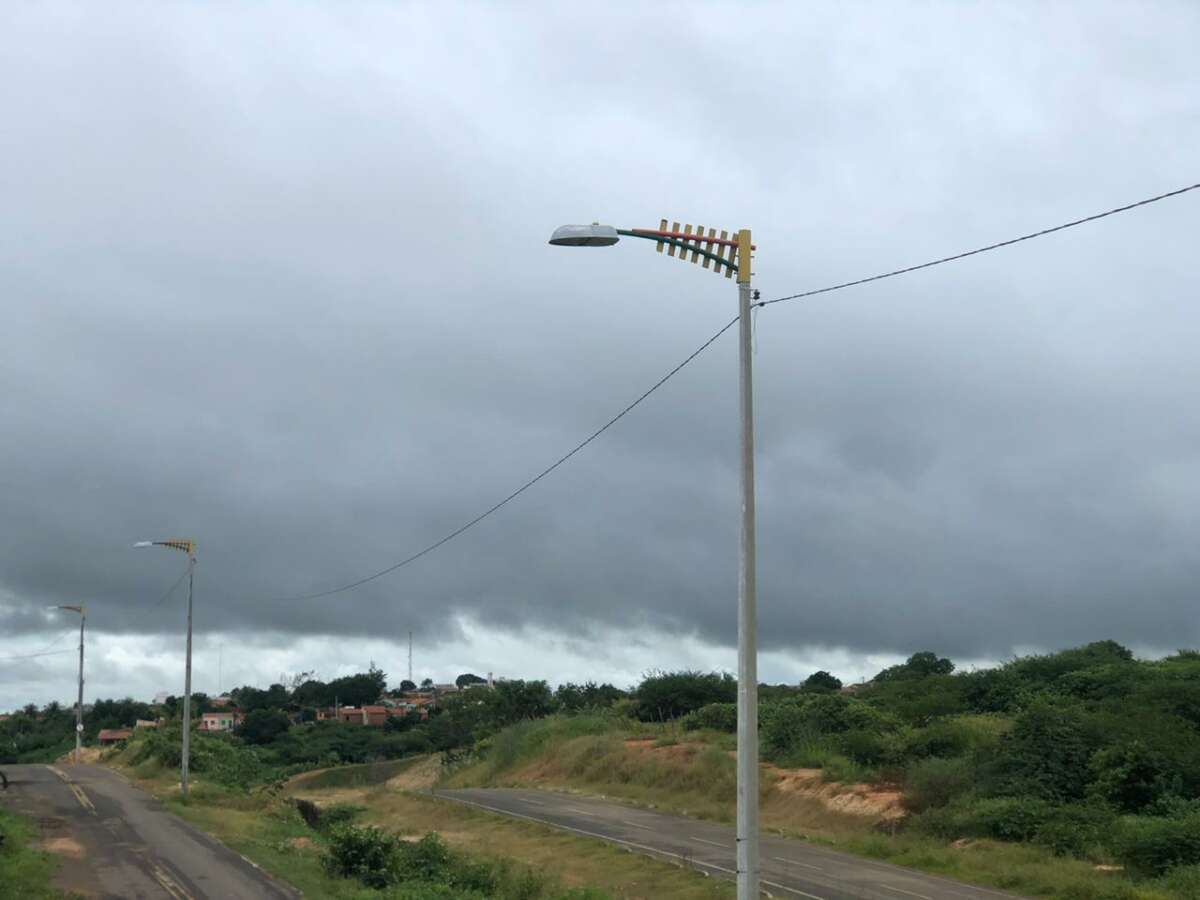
[455,673,487,689]
[238,709,292,745]
[555,682,626,711]
[802,671,842,692]
[634,671,736,722]
[398,680,417,692]
[420,678,433,689]
[873,652,955,682]
[327,667,387,707]
[291,679,332,709]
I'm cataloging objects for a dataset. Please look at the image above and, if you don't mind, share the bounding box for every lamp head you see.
[548,223,620,247]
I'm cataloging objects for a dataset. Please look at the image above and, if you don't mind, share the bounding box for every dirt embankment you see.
[55,747,103,765]
[622,738,904,823]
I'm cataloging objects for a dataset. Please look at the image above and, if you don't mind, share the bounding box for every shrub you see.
[1088,740,1171,813]
[904,757,974,813]
[1033,802,1117,857]
[634,671,735,722]
[971,796,1055,841]
[323,824,403,888]
[680,703,736,733]
[1113,812,1200,875]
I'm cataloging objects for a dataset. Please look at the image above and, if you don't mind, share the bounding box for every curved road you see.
[435,788,1029,900]
[0,763,296,899]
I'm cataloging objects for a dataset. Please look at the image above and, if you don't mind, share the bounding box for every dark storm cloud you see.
[2,3,1199,664]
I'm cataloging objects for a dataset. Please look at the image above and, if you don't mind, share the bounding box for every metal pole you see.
[181,555,194,797]
[75,609,85,765]
[734,228,759,899]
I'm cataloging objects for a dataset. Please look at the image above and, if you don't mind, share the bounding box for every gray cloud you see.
[2,3,1199,675]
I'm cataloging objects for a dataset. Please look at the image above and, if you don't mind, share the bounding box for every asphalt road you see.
[434,788,1029,900]
[0,763,297,900]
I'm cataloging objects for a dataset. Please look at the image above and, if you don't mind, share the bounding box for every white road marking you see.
[771,856,823,871]
[565,807,599,817]
[877,884,933,900]
[692,837,725,848]
[762,879,827,900]
[622,820,652,830]
[437,794,741,878]
[521,797,545,806]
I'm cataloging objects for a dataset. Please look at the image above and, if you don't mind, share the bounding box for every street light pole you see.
[734,229,759,899]
[54,605,87,765]
[134,539,196,797]
[548,221,760,897]
[182,552,195,797]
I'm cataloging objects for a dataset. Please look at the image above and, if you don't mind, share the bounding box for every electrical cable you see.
[759,182,1200,308]
[153,566,191,608]
[0,646,76,662]
[271,181,1199,602]
[272,314,741,601]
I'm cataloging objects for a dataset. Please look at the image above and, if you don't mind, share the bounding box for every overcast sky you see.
[3,3,1199,711]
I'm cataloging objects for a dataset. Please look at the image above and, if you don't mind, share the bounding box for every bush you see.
[1088,740,1171,813]
[1033,802,1117,857]
[323,824,402,888]
[915,795,1054,842]
[904,757,974,813]
[1113,811,1200,875]
[972,796,1055,841]
[838,728,905,766]
[634,671,735,722]
[680,703,736,733]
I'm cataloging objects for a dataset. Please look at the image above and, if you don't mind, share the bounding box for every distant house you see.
[134,719,160,730]
[316,705,393,727]
[98,728,133,745]
[209,695,234,708]
[199,711,242,732]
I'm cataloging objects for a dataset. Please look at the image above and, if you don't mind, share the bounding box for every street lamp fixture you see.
[135,539,196,797]
[550,219,760,899]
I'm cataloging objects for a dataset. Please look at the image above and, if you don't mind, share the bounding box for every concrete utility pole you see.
[408,630,413,684]
[54,605,87,765]
[733,228,759,899]
[134,539,196,797]
[549,220,760,898]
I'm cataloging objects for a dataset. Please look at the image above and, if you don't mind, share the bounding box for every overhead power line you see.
[272,181,1198,603]
[153,566,192,608]
[760,182,1200,307]
[0,644,76,663]
[273,315,742,602]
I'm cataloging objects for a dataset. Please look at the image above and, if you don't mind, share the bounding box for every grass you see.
[0,806,62,900]
[112,755,734,899]
[289,757,420,791]
[443,715,1192,900]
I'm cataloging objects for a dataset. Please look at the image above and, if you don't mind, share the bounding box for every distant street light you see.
[550,220,760,899]
[134,539,196,797]
[51,604,86,765]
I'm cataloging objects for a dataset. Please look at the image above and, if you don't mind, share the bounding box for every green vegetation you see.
[112,753,732,899]
[0,806,60,900]
[10,642,1200,896]
[447,642,1200,898]
[322,826,604,898]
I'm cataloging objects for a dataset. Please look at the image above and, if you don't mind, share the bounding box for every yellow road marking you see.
[48,765,70,783]
[68,783,96,813]
[151,864,194,900]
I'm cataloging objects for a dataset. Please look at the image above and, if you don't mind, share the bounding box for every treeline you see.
[0,697,158,763]
[667,641,1200,878]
